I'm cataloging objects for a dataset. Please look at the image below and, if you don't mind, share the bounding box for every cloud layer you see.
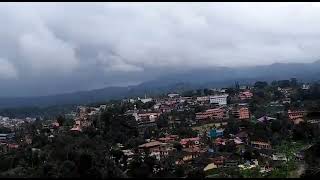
[1,2,320,96]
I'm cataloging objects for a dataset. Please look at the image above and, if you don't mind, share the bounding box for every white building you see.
[210,94,228,105]
[168,93,179,98]
[99,105,107,110]
[302,84,310,90]
[138,94,153,103]
[220,89,227,93]
[132,105,140,121]
[197,96,210,102]
[140,98,153,103]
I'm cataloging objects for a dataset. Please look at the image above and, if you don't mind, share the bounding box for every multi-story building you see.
[138,95,153,103]
[288,110,306,120]
[239,91,253,100]
[0,133,15,143]
[232,107,250,120]
[302,84,310,90]
[195,108,228,121]
[206,108,228,119]
[195,111,212,121]
[209,94,228,105]
[251,141,272,149]
[197,96,210,102]
[168,93,180,98]
[136,112,161,122]
[138,140,175,160]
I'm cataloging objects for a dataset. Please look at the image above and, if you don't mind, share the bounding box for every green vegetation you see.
[239,167,263,178]
[0,105,77,119]
[2,79,320,178]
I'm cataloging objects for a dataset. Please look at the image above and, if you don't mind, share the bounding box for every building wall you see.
[210,95,228,105]
[288,110,305,120]
[251,141,271,149]
[233,107,250,120]
[239,107,250,119]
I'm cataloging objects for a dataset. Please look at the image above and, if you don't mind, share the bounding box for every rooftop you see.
[138,140,164,148]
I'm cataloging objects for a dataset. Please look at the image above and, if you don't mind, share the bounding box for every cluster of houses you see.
[0,117,36,154]
[112,84,315,176]
[123,89,255,138]
[0,116,35,131]
[0,133,19,154]
[0,82,315,177]
[69,105,106,132]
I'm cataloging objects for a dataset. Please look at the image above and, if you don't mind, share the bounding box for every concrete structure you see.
[233,107,250,120]
[138,140,174,160]
[272,153,287,161]
[302,84,310,90]
[288,110,306,120]
[210,94,228,105]
[239,91,253,100]
[251,141,271,149]
[180,137,200,148]
[195,108,228,121]
[196,96,210,102]
[140,98,153,103]
[0,133,15,142]
[136,112,161,122]
[208,128,224,138]
[168,93,179,98]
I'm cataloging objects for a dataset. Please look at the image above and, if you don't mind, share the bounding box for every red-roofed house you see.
[180,137,200,148]
[239,91,253,100]
[138,140,175,160]
[195,108,228,121]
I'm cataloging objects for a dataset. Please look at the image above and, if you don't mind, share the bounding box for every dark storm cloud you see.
[1,2,320,96]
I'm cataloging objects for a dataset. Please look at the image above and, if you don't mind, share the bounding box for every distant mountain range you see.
[1,60,320,109]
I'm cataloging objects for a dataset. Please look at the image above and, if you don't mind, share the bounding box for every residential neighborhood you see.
[2,2,320,178]
[1,79,320,178]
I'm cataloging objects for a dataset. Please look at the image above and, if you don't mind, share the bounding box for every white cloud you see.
[19,31,78,74]
[43,2,320,68]
[97,52,143,72]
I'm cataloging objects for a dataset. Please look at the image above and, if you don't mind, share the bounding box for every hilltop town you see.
[1,78,320,178]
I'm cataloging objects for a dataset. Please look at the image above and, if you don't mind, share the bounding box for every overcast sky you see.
[1,2,320,97]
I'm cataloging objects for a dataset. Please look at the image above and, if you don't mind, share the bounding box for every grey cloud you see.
[97,52,144,73]
[18,31,78,74]
[0,58,18,79]
[0,2,320,96]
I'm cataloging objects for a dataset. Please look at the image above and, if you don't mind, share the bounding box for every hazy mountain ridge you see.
[0,61,320,109]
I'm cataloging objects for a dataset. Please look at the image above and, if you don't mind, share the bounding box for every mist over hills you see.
[0,60,320,109]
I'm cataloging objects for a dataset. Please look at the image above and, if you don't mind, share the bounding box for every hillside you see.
[0,60,320,109]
